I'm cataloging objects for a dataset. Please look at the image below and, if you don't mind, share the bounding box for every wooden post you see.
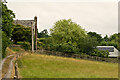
[34,16,37,51]
[14,63,18,79]
[31,22,34,52]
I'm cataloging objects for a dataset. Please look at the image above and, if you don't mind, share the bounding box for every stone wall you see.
[36,50,118,63]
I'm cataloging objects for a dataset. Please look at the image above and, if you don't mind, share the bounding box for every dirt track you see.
[0,55,15,79]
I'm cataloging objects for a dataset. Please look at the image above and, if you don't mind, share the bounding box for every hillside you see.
[17,53,118,78]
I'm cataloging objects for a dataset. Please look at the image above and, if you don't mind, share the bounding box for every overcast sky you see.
[7,0,119,37]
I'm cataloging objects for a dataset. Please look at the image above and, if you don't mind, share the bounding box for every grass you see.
[2,47,24,78]
[6,47,16,56]
[10,47,24,53]
[17,53,118,78]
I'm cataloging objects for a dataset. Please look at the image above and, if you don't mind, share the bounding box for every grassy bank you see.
[17,53,118,78]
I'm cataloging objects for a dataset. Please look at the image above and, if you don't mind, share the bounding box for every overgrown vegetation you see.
[10,24,32,51]
[90,49,109,58]
[17,41,31,51]
[12,24,32,44]
[37,19,114,58]
[1,2,15,58]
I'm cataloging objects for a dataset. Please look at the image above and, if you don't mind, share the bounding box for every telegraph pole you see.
[34,16,37,51]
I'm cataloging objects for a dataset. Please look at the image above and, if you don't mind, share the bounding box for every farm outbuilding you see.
[13,16,38,52]
[96,46,120,57]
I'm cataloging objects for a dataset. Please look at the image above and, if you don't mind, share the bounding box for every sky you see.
[6,0,119,37]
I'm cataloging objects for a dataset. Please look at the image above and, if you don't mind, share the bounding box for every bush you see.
[100,41,118,48]
[90,49,109,58]
[22,42,31,51]
[2,31,9,58]
[46,42,80,54]
[17,41,31,51]
[37,38,46,49]
[17,41,24,45]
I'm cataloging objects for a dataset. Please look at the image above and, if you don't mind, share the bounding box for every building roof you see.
[14,20,35,27]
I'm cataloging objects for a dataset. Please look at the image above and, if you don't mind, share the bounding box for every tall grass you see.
[17,54,118,78]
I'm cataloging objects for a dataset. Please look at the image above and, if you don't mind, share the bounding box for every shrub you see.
[22,42,31,51]
[90,49,109,58]
[37,38,46,49]
[46,42,80,54]
[2,31,9,58]
[17,41,24,45]
[17,41,31,51]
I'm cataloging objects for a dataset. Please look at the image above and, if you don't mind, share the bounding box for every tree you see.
[2,31,9,58]
[38,29,49,38]
[87,32,102,43]
[49,19,98,53]
[109,33,120,51]
[79,36,98,53]
[103,35,109,42]
[2,3,15,37]
[118,33,120,51]
[1,3,15,58]
[109,33,118,42]
[11,24,32,44]
[50,19,87,44]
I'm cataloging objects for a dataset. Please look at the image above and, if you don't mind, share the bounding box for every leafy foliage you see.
[22,42,31,51]
[100,33,120,51]
[103,35,109,42]
[17,41,31,51]
[50,19,87,44]
[78,36,98,53]
[38,29,49,38]
[40,19,98,54]
[90,49,109,58]
[12,24,32,43]
[1,3,15,58]
[2,3,15,37]
[87,32,102,43]
[2,31,9,58]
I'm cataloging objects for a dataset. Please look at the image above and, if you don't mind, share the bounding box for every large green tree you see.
[2,3,15,37]
[1,3,15,58]
[48,19,98,53]
[50,19,87,44]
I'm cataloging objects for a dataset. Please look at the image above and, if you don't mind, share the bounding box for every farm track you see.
[3,56,14,78]
[0,54,15,79]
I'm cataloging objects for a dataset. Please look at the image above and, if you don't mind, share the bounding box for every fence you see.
[14,52,24,80]
[36,49,118,63]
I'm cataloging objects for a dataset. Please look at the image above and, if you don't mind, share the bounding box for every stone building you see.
[13,16,37,52]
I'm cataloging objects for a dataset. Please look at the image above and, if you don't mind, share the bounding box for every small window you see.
[97,47,114,52]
